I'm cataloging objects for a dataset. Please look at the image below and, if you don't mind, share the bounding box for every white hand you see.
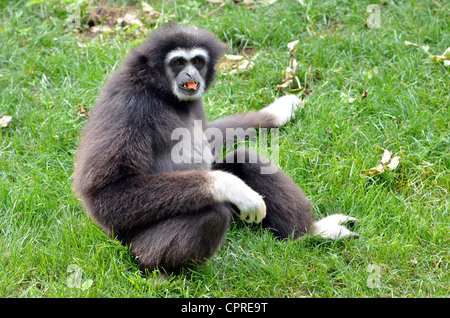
[312,214,359,240]
[260,95,303,126]
[209,171,266,223]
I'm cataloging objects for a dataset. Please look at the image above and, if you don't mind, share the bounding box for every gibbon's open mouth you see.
[182,81,199,91]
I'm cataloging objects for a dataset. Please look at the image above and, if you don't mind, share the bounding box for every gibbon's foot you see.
[260,95,303,126]
[209,170,266,224]
[312,214,359,240]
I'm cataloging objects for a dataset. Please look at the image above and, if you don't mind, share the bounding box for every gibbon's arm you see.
[207,111,279,133]
[85,169,266,233]
[207,95,303,133]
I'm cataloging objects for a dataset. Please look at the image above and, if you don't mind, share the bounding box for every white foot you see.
[260,95,303,126]
[209,170,266,224]
[312,214,359,240]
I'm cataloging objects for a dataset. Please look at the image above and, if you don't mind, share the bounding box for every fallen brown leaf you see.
[362,91,368,99]
[77,105,90,118]
[0,115,12,128]
[361,148,401,177]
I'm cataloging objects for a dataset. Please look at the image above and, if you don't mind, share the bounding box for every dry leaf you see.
[77,105,90,118]
[141,2,161,19]
[286,59,299,78]
[340,92,358,103]
[430,54,446,62]
[220,54,255,75]
[360,163,387,177]
[236,59,252,70]
[224,54,244,61]
[421,45,430,53]
[0,115,12,128]
[275,58,301,90]
[88,25,113,33]
[405,42,450,67]
[362,91,368,99]
[141,1,154,13]
[361,164,386,177]
[404,41,418,47]
[274,80,293,90]
[431,46,450,62]
[118,13,143,26]
[275,40,303,91]
[430,47,450,66]
[443,47,450,58]
[380,148,392,165]
[287,40,299,56]
[404,41,430,54]
[248,0,278,8]
[387,156,400,171]
[361,148,401,177]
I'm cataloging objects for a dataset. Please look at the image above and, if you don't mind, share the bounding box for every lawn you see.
[0,0,448,298]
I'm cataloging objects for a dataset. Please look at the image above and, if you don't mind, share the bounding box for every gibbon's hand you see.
[210,171,266,223]
[260,94,303,127]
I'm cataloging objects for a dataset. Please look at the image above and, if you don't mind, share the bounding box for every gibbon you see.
[73,24,358,274]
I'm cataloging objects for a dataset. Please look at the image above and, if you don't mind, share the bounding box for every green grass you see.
[0,0,449,298]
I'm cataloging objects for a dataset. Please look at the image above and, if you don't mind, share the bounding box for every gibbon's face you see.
[164,48,209,101]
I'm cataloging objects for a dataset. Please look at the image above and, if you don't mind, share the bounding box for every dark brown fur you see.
[214,148,314,239]
[73,24,314,274]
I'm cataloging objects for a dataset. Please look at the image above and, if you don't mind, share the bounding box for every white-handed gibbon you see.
[73,24,358,274]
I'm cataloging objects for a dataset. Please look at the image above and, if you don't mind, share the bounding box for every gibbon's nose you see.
[185,65,197,78]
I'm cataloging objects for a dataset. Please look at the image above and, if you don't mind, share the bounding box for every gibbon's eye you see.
[173,58,185,66]
[192,56,206,65]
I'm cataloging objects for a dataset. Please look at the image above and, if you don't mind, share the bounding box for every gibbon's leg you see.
[79,169,266,273]
[213,147,358,240]
[123,203,232,274]
[213,147,312,239]
[81,168,265,273]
